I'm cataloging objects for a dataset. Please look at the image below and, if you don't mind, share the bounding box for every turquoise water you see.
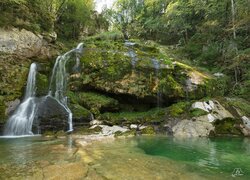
[137,136,250,178]
[0,136,250,179]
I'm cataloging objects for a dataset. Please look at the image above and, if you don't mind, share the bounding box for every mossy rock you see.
[73,126,102,135]
[115,129,136,137]
[99,108,166,125]
[36,73,48,96]
[168,101,191,117]
[213,118,243,136]
[67,91,119,115]
[0,96,6,123]
[141,126,156,135]
[77,92,119,114]
[190,109,208,117]
[79,40,213,103]
[227,98,250,117]
[69,103,92,120]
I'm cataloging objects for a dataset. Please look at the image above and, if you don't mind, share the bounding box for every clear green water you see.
[0,136,249,179]
[136,136,250,178]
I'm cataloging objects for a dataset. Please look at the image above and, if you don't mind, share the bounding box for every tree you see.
[56,0,94,39]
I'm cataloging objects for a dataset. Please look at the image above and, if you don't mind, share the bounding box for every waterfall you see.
[48,43,84,132]
[151,58,162,107]
[125,41,138,69]
[4,43,84,136]
[4,63,38,136]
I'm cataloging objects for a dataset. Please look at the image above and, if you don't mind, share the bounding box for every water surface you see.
[0,136,249,179]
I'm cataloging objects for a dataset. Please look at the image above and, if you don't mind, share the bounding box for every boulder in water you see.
[37,96,69,133]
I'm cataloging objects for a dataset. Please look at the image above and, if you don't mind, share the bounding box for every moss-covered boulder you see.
[69,103,92,121]
[77,92,119,115]
[79,40,214,104]
[213,118,243,136]
[67,91,119,115]
[36,73,49,96]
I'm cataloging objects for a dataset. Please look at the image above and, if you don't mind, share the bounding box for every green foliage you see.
[77,92,119,115]
[227,98,250,117]
[115,129,136,137]
[0,0,54,32]
[168,101,191,117]
[36,73,48,96]
[141,126,156,135]
[190,109,208,117]
[56,0,94,39]
[69,103,91,120]
[100,108,166,125]
[67,91,119,115]
[0,96,6,123]
[84,31,124,42]
[213,118,243,136]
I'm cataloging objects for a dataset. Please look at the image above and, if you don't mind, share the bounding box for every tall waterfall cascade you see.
[4,43,84,136]
[48,43,84,132]
[4,63,38,136]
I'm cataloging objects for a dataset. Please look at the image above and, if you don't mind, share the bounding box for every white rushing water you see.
[48,43,84,132]
[4,63,38,136]
[4,43,84,136]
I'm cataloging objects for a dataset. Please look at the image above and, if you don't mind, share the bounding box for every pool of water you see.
[0,135,249,179]
[0,136,82,179]
[136,136,250,178]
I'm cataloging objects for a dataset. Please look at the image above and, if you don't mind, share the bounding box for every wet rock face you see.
[0,28,50,59]
[80,41,213,104]
[36,96,69,133]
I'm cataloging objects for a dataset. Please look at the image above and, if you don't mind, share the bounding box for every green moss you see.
[99,108,166,125]
[141,126,156,135]
[66,91,79,104]
[36,73,48,96]
[77,92,119,115]
[168,101,191,117]
[213,118,243,136]
[115,129,136,137]
[0,57,30,101]
[73,126,102,135]
[69,103,91,120]
[0,96,6,123]
[190,109,208,117]
[159,75,185,98]
[84,31,124,42]
[227,98,250,117]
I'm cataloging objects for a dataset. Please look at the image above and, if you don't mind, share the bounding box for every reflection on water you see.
[0,136,83,179]
[137,136,250,178]
[0,136,250,179]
